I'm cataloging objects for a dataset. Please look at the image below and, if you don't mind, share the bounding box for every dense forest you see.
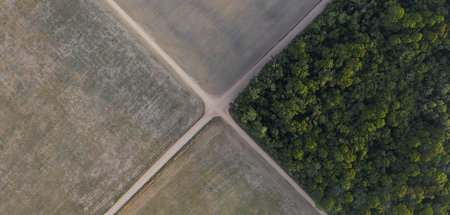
[232,0,449,214]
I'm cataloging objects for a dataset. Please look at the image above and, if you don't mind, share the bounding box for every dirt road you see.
[104,111,216,215]
[103,0,331,214]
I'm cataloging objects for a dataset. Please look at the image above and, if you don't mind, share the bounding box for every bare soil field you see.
[0,0,202,214]
[120,119,320,215]
[115,0,320,95]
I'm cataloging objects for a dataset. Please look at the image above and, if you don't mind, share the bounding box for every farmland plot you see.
[120,119,320,215]
[0,0,202,214]
[115,0,320,94]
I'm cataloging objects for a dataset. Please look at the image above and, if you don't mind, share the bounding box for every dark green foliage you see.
[232,0,449,214]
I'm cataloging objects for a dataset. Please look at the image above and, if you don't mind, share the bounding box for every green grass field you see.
[120,119,320,215]
[0,0,202,214]
[115,0,320,94]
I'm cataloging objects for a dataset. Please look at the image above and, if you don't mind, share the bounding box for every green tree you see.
[231,0,449,214]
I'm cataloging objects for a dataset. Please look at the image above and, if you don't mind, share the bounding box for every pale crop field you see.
[115,0,320,95]
[120,119,320,215]
[0,0,202,214]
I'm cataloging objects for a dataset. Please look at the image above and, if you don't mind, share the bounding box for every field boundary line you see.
[115,117,221,214]
[104,113,215,215]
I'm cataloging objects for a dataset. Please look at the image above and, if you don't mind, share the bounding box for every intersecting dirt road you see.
[103,0,331,214]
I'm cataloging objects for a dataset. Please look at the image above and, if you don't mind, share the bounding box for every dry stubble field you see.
[120,119,320,215]
[0,0,202,214]
[115,0,320,94]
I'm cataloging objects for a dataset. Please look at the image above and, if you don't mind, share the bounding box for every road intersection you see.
[103,0,331,214]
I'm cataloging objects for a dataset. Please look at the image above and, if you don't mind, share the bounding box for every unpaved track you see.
[218,0,332,110]
[103,0,331,214]
[105,112,216,215]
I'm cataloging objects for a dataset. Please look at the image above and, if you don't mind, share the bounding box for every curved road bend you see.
[103,0,331,214]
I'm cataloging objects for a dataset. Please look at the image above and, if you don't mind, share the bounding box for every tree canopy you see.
[232,0,449,214]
